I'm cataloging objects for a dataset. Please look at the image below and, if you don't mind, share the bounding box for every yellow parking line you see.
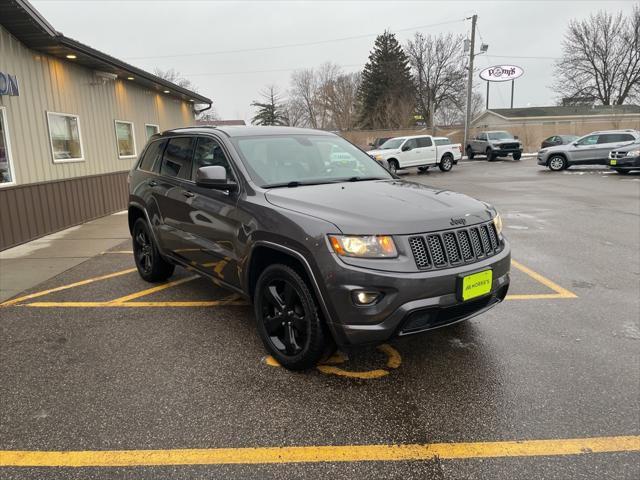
[107,276,199,304]
[102,250,133,254]
[0,435,637,467]
[510,260,577,298]
[0,268,137,307]
[22,298,248,308]
[506,293,571,300]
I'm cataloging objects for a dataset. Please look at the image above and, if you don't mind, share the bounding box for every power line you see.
[123,18,466,60]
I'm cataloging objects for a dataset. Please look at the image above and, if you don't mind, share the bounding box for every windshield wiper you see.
[263,180,332,189]
[344,176,387,182]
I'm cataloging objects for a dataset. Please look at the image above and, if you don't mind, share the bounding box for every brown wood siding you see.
[0,171,128,250]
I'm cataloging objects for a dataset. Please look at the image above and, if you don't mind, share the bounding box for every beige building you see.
[0,0,211,250]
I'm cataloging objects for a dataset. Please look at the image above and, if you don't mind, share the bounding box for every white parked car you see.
[367,135,462,174]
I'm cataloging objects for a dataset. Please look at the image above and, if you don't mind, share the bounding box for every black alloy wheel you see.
[132,218,174,282]
[254,264,331,370]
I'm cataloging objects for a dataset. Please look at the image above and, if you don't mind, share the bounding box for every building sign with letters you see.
[479,65,524,82]
[0,72,19,96]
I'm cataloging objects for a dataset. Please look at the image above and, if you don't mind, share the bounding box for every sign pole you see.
[486,81,489,110]
[510,79,514,108]
[463,14,477,154]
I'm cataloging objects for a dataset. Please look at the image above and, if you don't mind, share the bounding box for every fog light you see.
[353,290,381,305]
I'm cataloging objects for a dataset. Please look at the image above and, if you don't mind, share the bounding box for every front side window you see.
[115,120,136,158]
[145,124,160,140]
[233,134,392,187]
[403,139,418,150]
[379,138,405,150]
[576,135,598,146]
[160,137,195,180]
[0,108,15,186]
[47,112,84,162]
[192,137,232,180]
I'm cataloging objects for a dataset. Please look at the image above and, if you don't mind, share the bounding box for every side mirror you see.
[514,135,519,140]
[196,165,238,192]
[401,144,411,152]
[572,142,579,147]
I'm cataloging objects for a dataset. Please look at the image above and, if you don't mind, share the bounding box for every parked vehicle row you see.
[366,135,462,174]
[537,129,639,172]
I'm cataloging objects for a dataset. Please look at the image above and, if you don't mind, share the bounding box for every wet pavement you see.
[0,159,638,479]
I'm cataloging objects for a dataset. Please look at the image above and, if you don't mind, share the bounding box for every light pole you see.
[463,15,477,154]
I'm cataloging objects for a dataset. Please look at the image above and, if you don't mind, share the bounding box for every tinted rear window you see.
[160,137,195,180]
[138,139,166,172]
[416,137,433,147]
[434,138,450,146]
[598,133,635,144]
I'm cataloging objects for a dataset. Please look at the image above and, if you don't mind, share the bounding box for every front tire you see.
[547,155,567,171]
[486,148,497,161]
[132,218,175,282]
[513,152,522,160]
[614,169,630,175]
[387,159,399,175]
[439,155,453,172]
[254,264,331,371]
[417,166,429,173]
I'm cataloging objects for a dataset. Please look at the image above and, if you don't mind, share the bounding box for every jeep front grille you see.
[408,221,502,270]
[500,142,519,149]
[609,151,627,159]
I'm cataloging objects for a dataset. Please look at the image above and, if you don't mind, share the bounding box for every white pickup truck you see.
[366,135,462,174]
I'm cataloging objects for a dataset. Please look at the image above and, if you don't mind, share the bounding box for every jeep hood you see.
[264,180,495,235]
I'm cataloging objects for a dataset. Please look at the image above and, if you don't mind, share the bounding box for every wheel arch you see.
[245,241,342,343]
[546,152,568,166]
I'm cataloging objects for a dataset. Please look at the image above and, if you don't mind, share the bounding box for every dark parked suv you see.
[128,126,511,370]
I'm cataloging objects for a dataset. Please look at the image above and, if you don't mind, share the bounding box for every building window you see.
[115,120,137,158]
[0,107,16,186]
[46,112,84,163]
[145,124,160,139]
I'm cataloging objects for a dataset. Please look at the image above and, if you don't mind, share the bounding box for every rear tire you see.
[387,159,399,175]
[254,264,331,371]
[439,155,453,172]
[132,218,175,282]
[466,146,475,159]
[547,155,567,171]
[417,166,429,173]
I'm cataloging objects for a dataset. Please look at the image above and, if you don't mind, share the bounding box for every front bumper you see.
[324,241,511,345]
[494,148,522,155]
[609,156,640,170]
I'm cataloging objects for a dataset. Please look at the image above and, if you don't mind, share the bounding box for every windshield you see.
[232,134,393,187]
[487,132,514,140]
[379,138,405,150]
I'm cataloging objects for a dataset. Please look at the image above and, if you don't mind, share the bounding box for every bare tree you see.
[282,96,306,127]
[290,68,320,128]
[436,91,484,126]
[153,68,199,92]
[319,72,361,131]
[406,32,467,131]
[553,6,640,105]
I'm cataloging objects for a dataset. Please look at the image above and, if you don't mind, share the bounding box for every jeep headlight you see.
[329,235,398,258]
[626,149,640,157]
[493,213,503,236]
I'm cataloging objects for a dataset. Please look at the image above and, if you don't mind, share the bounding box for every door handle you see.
[148,180,157,187]
[183,191,195,198]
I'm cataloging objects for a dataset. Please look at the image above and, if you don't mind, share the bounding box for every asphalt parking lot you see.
[1,158,638,479]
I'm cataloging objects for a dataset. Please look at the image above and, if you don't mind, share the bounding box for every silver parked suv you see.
[537,129,639,171]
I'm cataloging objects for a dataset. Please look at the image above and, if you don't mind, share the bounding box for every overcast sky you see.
[32,0,637,122]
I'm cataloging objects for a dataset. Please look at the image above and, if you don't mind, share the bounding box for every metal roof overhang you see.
[1,0,212,106]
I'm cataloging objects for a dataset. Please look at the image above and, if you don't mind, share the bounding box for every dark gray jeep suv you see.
[128,126,511,370]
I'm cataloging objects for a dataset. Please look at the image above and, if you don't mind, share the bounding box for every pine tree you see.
[357,31,415,129]
[251,86,287,126]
